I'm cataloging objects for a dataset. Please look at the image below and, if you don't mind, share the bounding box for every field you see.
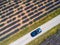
[40,28,60,45]
[0,7,60,45]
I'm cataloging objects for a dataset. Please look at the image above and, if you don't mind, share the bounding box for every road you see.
[9,15,60,45]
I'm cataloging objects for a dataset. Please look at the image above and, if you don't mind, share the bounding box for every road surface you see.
[9,15,60,45]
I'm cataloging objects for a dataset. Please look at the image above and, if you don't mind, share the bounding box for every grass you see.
[27,24,60,45]
[0,8,60,45]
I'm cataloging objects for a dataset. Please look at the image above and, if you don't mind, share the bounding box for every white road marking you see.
[9,15,60,45]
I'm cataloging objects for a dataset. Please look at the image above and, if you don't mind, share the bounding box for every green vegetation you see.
[0,8,60,45]
[0,24,4,27]
[27,24,60,45]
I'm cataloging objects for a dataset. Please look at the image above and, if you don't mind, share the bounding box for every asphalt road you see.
[9,15,60,45]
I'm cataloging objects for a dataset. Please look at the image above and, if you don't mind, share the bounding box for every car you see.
[31,28,42,37]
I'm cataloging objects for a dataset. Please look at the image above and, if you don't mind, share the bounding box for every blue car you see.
[31,28,42,37]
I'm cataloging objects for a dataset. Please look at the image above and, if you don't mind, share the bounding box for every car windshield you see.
[31,28,42,37]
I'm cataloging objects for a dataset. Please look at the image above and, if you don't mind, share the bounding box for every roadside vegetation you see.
[0,8,60,45]
[27,24,60,45]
